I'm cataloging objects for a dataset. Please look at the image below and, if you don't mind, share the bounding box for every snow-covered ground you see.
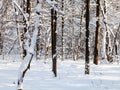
[0,55,120,90]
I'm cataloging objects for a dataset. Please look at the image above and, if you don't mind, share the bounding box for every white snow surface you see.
[0,55,120,90]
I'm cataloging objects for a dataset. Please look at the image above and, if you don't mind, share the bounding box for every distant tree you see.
[103,0,112,62]
[85,0,90,74]
[19,0,31,59]
[0,0,8,55]
[36,0,42,60]
[51,0,57,77]
[113,23,119,55]
[0,33,3,55]
[18,0,27,59]
[94,0,100,65]
[61,0,64,61]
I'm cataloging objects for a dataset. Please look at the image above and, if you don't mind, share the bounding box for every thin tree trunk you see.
[0,33,3,55]
[103,0,112,62]
[72,0,75,61]
[22,0,27,58]
[51,0,57,77]
[113,24,119,55]
[94,0,100,65]
[85,0,90,74]
[61,0,64,61]
[36,28,41,60]
[100,0,107,63]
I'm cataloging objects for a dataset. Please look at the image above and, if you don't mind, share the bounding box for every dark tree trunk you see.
[85,0,90,74]
[23,0,27,58]
[94,0,100,65]
[36,27,41,60]
[26,0,31,21]
[61,0,64,61]
[51,0,57,77]
[21,0,31,59]
[0,33,3,55]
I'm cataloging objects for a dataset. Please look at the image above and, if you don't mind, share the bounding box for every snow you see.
[0,0,3,9]
[45,0,64,15]
[0,56,120,90]
[13,0,29,27]
[17,7,40,89]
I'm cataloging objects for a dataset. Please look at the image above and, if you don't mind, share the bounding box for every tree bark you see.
[17,0,40,89]
[61,0,64,61]
[85,0,90,74]
[20,0,31,59]
[51,0,57,77]
[94,0,100,65]
[0,33,3,55]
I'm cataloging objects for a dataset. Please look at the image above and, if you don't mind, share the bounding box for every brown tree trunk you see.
[94,0,100,65]
[51,0,57,77]
[85,0,90,74]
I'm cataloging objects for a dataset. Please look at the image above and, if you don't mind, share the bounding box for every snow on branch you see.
[17,1,41,89]
[45,0,64,15]
[36,1,49,14]
[12,0,29,26]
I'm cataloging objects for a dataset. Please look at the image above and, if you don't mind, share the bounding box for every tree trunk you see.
[22,0,27,58]
[36,28,41,60]
[36,0,41,60]
[85,0,90,74]
[61,0,64,61]
[19,0,31,59]
[71,0,75,61]
[94,0,100,65]
[0,33,3,55]
[103,0,112,62]
[51,0,57,77]
[100,0,107,63]
[113,24,119,55]
[17,0,40,89]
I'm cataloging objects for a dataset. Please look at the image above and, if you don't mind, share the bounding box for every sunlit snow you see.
[0,56,120,90]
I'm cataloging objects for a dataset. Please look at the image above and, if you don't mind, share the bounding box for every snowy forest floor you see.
[0,55,120,90]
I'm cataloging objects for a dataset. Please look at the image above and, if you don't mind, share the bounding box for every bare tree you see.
[51,0,57,77]
[61,0,64,61]
[94,0,100,65]
[0,33,3,55]
[85,0,90,74]
[15,0,40,89]
[0,0,9,55]
[19,0,31,59]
